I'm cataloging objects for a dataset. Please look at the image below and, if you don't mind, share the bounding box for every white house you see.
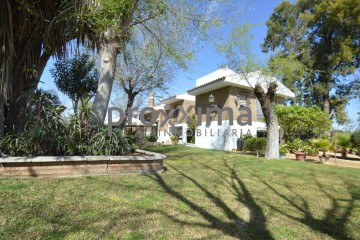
[187,67,295,151]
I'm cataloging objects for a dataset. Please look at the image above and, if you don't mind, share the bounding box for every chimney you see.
[148,92,154,107]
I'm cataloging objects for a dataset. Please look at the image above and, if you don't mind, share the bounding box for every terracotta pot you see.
[294,152,306,161]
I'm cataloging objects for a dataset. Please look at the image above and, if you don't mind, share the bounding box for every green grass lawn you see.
[0,145,359,239]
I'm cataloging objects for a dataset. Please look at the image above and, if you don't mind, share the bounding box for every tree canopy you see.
[274,105,331,140]
[262,0,360,123]
[51,54,99,115]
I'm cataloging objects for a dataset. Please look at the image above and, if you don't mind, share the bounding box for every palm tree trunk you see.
[0,91,4,138]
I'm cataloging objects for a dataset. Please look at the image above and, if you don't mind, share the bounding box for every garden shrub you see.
[244,137,267,153]
[275,105,331,140]
[89,127,132,155]
[146,134,158,142]
[350,130,360,154]
[284,138,304,153]
[279,145,288,155]
[0,90,68,156]
[0,89,133,156]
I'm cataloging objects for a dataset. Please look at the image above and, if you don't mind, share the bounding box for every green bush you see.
[303,145,317,155]
[88,127,132,155]
[350,130,360,154]
[275,105,331,140]
[244,137,267,153]
[146,134,158,142]
[0,89,133,156]
[242,133,253,140]
[285,138,303,153]
[279,145,288,155]
[0,90,68,156]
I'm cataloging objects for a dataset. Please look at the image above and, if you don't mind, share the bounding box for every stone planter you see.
[318,155,330,164]
[0,149,166,178]
[279,154,286,159]
[294,152,306,161]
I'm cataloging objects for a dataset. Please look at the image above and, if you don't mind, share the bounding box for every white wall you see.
[194,120,266,151]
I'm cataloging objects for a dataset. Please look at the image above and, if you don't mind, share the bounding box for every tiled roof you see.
[188,76,226,92]
[187,68,296,98]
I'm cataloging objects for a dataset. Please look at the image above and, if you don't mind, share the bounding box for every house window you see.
[173,106,180,118]
[237,92,249,107]
[275,97,284,105]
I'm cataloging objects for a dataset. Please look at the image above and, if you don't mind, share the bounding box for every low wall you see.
[0,149,165,178]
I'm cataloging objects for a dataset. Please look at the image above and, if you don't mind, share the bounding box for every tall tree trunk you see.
[90,1,139,124]
[120,91,137,129]
[6,69,25,133]
[91,31,118,124]
[5,48,51,133]
[254,82,279,159]
[0,91,4,138]
[323,96,330,115]
[323,94,331,136]
[74,98,79,116]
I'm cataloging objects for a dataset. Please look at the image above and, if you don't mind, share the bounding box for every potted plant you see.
[170,135,179,145]
[294,151,306,161]
[279,145,287,159]
[146,134,158,146]
[286,138,303,153]
[312,138,331,164]
[288,139,306,161]
[302,144,318,156]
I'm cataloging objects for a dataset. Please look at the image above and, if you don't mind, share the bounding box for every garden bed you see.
[0,149,165,178]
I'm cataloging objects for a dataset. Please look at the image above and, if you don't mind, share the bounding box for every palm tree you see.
[1,0,89,132]
[336,133,352,158]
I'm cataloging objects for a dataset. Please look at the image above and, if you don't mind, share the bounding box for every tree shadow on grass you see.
[245,170,358,240]
[145,160,274,239]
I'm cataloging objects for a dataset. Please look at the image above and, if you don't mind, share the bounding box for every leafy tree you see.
[262,0,360,123]
[88,0,236,124]
[274,105,331,140]
[114,14,193,127]
[219,24,303,159]
[1,0,237,133]
[51,54,99,115]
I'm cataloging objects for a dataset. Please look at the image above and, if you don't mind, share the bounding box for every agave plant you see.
[0,89,67,156]
[89,126,132,156]
[23,90,67,156]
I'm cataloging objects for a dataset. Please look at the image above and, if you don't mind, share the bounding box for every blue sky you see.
[39,0,359,125]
